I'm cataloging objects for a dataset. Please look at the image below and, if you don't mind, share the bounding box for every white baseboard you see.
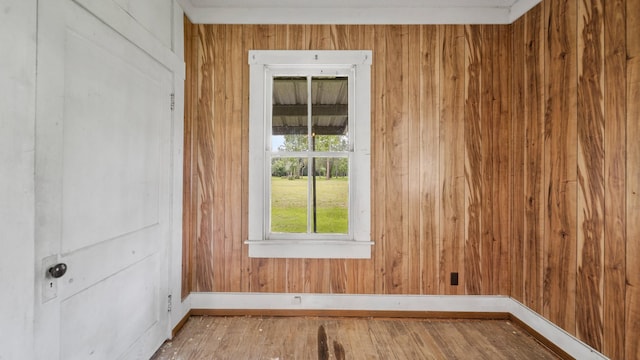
[190,292,608,360]
[191,292,511,312]
[506,299,608,360]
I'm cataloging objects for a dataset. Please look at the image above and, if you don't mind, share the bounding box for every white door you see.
[34,0,172,359]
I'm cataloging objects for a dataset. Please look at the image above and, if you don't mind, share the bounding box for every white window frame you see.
[246,50,372,259]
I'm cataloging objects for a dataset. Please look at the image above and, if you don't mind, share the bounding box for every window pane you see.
[270,157,308,233]
[311,76,349,151]
[311,157,349,234]
[272,77,308,152]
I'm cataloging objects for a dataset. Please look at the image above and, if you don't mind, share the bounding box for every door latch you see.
[48,263,67,279]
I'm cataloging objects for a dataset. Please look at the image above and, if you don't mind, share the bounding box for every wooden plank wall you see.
[183,0,639,356]
[511,0,637,358]
[625,0,639,359]
[182,21,513,297]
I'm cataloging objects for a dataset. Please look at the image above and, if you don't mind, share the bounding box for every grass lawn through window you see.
[271,176,348,234]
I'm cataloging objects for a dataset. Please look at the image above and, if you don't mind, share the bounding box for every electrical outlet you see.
[291,295,302,305]
[450,272,459,286]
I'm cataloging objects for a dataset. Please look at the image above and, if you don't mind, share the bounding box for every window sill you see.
[244,239,373,259]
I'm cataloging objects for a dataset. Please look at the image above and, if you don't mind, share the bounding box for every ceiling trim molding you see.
[508,0,542,22]
[179,0,540,25]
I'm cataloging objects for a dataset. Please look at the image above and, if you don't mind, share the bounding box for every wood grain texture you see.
[383,25,409,294]
[509,1,634,357]
[194,24,217,292]
[480,25,495,296]
[511,15,526,304]
[603,0,627,358]
[464,24,483,296]
[212,25,227,291]
[439,25,466,295]
[542,0,578,333]
[419,26,441,295]
[494,24,512,296]
[406,26,424,293]
[626,1,640,359]
[185,24,512,297]
[371,25,387,295]
[464,25,512,297]
[182,16,197,299]
[407,25,422,295]
[523,5,545,315]
[225,25,244,292]
[576,0,605,350]
[183,12,636,357]
[152,316,561,360]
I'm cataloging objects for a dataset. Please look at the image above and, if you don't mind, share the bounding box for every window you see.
[246,50,372,258]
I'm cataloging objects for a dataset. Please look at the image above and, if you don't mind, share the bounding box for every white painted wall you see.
[112,0,174,48]
[0,0,37,359]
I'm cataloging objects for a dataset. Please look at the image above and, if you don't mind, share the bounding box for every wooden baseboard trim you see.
[190,308,510,320]
[509,314,573,360]
[171,309,192,338]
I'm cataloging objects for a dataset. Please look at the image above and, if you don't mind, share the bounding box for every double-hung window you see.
[246,50,372,258]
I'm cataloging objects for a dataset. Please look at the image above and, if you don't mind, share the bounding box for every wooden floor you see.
[151,316,560,359]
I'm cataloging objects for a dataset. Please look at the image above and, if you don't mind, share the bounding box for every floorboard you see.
[151,316,560,359]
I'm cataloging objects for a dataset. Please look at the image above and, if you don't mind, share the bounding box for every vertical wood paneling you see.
[603,0,627,357]
[384,25,410,294]
[480,25,495,296]
[523,5,545,314]
[511,1,633,357]
[494,25,512,296]
[194,24,216,292]
[184,14,636,358]
[185,24,512,297]
[463,25,483,296]
[309,25,332,49]
[626,1,640,358]
[542,0,578,333]
[224,25,244,292]
[511,16,525,303]
[407,26,422,294]
[372,25,387,294]
[576,0,605,350]
[212,25,227,291]
[439,26,466,295]
[182,17,197,299]
[419,26,441,294]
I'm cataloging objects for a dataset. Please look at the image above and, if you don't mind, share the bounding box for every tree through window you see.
[270,76,350,235]
[247,50,372,259]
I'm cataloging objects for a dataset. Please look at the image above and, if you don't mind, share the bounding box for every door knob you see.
[48,263,67,278]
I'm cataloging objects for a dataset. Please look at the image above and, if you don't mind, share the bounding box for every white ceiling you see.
[179,0,541,24]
